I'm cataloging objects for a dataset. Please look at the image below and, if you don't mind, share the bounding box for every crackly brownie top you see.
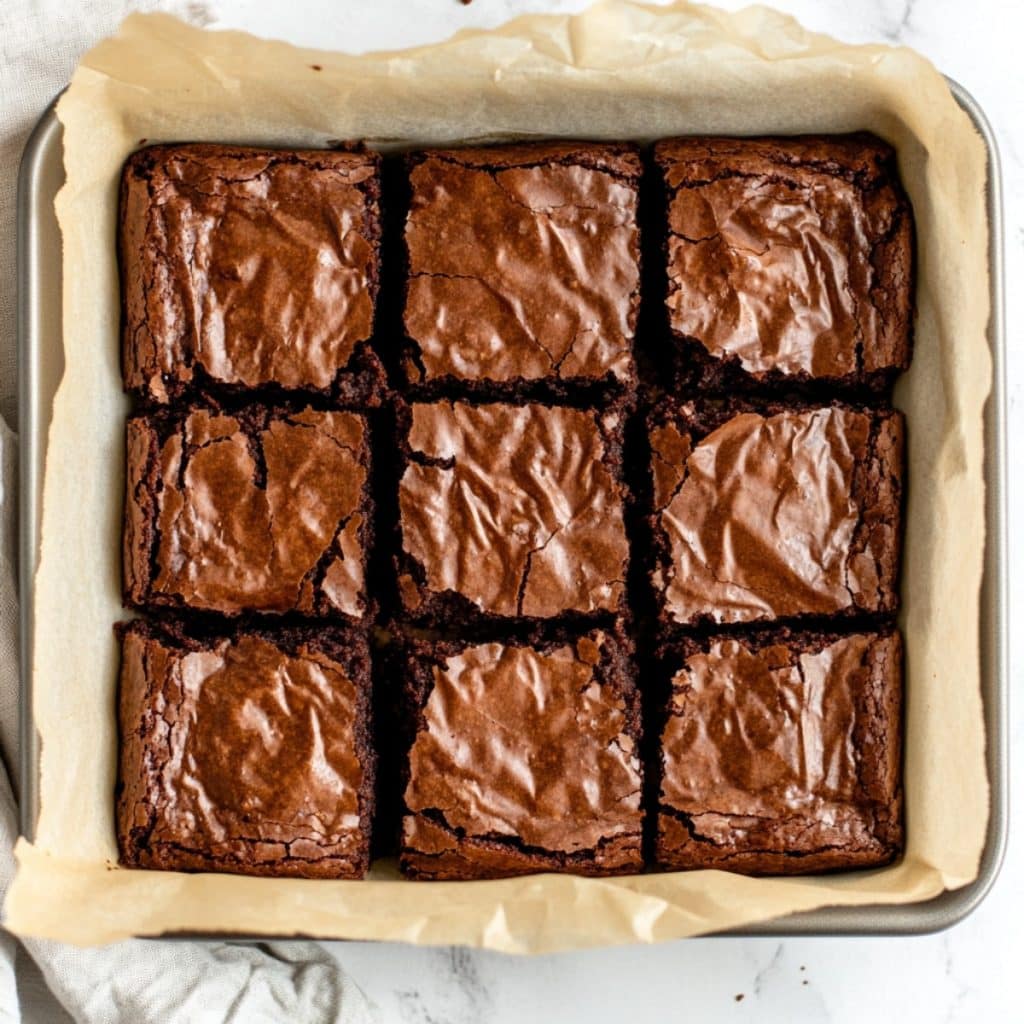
[660,632,901,839]
[128,406,369,616]
[403,634,642,854]
[656,134,912,380]
[398,401,629,618]
[119,626,367,862]
[403,142,641,386]
[651,403,903,625]
[121,144,379,400]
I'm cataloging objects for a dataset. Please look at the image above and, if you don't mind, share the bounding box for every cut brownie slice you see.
[649,400,903,628]
[656,629,903,874]
[402,142,641,398]
[396,400,630,627]
[117,619,375,878]
[124,404,373,619]
[399,630,643,879]
[120,144,384,404]
[655,134,913,392]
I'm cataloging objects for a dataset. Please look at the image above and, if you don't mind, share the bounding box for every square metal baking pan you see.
[16,79,1007,938]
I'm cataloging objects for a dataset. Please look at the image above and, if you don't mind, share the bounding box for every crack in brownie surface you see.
[124,405,372,618]
[656,630,902,874]
[403,142,641,393]
[120,144,382,403]
[397,400,630,624]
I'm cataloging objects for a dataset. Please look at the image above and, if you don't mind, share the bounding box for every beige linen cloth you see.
[0,1,373,1021]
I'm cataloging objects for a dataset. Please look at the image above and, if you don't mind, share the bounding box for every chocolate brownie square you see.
[656,629,903,874]
[402,142,641,398]
[649,401,903,628]
[655,134,913,392]
[399,630,643,879]
[120,144,384,404]
[396,400,630,627]
[124,404,373,620]
[117,619,374,878]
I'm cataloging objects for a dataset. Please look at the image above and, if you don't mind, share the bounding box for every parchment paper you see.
[4,1,991,950]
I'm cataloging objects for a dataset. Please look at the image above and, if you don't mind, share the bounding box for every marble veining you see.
[879,0,916,43]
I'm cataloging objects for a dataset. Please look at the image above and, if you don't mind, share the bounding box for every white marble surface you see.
[115,1,1024,1019]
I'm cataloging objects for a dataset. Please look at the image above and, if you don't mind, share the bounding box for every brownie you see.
[649,400,903,628]
[656,629,903,874]
[399,630,643,879]
[396,400,630,627]
[402,142,642,398]
[120,144,384,404]
[116,619,375,878]
[655,134,913,393]
[124,404,373,619]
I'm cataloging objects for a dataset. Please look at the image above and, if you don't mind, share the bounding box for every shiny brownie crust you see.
[124,404,374,621]
[394,398,631,629]
[401,142,641,399]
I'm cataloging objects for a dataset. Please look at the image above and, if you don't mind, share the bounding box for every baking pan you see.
[16,79,1007,937]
